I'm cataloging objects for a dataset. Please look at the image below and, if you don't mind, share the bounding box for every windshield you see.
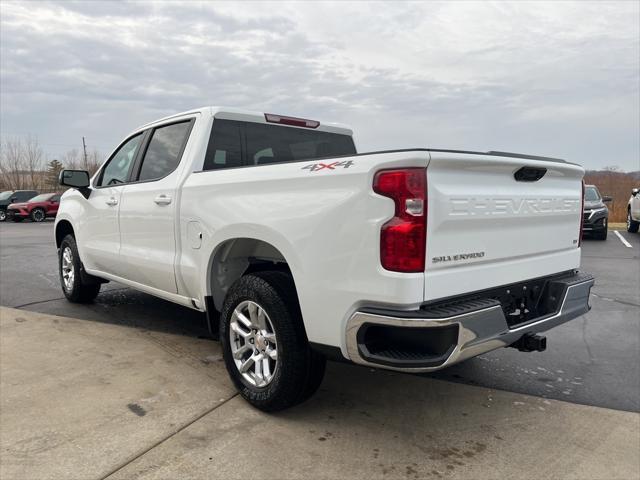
[585,187,600,202]
[0,191,13,200]
[27,194,53,203]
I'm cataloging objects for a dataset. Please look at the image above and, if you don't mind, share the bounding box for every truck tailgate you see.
[424,151,584,302]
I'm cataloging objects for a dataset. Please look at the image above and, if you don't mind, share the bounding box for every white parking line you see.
[614,230,632,248]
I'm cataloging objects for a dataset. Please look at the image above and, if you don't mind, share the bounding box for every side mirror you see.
[59,170,90,189]
[602,195,612,202]
[10,197,17,203]
[633,188,639,197]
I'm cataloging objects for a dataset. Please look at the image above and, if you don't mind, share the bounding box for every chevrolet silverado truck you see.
[55,107,594,411]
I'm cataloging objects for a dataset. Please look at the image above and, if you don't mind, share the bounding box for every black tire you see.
[220,271,326,412]
[595,228,607,240]
[0,210,6,222]
[30,208,45,222]
[595,218,608,240]
[59,234,101,303]
[628,209,640,233]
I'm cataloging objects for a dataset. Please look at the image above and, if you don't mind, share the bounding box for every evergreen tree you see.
[46,159,64,190]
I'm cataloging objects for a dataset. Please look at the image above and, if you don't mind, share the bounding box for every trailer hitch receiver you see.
[510,333,547,352]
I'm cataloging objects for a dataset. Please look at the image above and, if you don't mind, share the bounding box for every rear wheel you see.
[59,234,101,303]
[628,209,639,233]
[31,208,45,222]
[220,271,326,412]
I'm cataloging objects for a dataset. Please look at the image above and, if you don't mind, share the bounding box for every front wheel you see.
[0,210,5,222]
[31,208,45,222]
[59,235,101,303]
[595,218,608,240]
[628,209,640,233]
[220,271,326,412]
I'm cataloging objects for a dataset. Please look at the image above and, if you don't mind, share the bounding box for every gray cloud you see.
[1,0,638,171]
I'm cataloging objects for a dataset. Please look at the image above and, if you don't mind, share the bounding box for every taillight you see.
[373,168,427,272]
[579,179,585,247]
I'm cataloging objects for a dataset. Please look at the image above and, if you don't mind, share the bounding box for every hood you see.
[8,202,28,209]
[584,200,606,210]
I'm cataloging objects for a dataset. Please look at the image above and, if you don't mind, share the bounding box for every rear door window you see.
[137,121,193,182]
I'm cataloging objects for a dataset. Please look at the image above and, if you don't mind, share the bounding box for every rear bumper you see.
[345,271,594,372]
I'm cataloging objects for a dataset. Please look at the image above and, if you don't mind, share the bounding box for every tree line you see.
[1,136,637,223]
[0,136,103,192]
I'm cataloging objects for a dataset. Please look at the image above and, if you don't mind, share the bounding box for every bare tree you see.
[86,148,103,175]
[0,138,27,190]
[0,137,105,192]
[24,135,45,190]
[62,148,83,170]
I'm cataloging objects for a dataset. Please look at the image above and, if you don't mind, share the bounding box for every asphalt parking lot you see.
[1,221,639,479]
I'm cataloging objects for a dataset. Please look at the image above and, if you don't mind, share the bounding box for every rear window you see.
[245,122,355,165]
[203,119,355,170]
[203,120,243,170]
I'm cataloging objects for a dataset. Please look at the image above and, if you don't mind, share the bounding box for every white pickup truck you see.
[56,107,594,411]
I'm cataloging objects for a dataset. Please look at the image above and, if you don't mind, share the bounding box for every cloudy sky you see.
[1,0,638,171]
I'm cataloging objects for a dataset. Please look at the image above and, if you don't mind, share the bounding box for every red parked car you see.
[6,192,62,222]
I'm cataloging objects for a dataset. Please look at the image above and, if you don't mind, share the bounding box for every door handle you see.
[105,197,118,206]
[154,194,172,205]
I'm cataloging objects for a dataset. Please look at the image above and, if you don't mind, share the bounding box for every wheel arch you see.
[206,237,298,313]
[55,220,75,248]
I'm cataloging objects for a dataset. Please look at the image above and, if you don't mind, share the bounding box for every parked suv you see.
[628,187,640,233]
[582,185,611,240]
[0,190,38,222]
[6,193,61,222]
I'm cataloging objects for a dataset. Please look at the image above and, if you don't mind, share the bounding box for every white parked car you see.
[55,107,594,411]
[628,187,640,233]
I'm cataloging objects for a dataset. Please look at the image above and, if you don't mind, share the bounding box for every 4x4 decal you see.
[302,160,354,172]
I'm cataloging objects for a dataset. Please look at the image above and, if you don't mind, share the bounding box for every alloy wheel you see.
[32,209,45,222]
[229,300,278,388]
[61,247,75,292]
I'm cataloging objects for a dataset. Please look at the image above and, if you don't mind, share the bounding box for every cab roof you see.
[137,106,353,136]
